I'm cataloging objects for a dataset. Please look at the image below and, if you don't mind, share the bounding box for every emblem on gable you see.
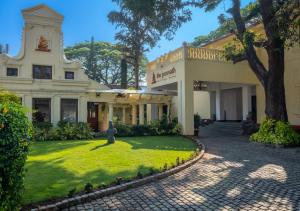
[36,36,50,52]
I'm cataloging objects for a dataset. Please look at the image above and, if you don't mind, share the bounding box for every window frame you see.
[6,67,18,77]
[32,98,52,123]
[65,71,75,80]
[60,99,78,123]
[32,65,52,80]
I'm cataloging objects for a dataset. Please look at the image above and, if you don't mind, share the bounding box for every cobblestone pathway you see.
[68,134,300,210]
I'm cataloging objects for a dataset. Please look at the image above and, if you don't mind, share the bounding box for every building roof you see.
[87,89,177,96]
[22,4,64,20]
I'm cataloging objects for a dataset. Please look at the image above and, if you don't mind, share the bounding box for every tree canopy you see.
[191,1,261,47]
[108,0,191,89]
[64,40,147,86]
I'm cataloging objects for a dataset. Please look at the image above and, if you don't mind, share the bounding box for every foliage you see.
[194,114,201,129]
[191,1,261,47]
[64,40,147,85]
[32,121,93,141]
[114,117,182,137]
[108,0,191,88]
[84,183,93,193]
[0,91,21,104]
[0,92,31,210]
[250,119,300,146]
[24,136,196,203]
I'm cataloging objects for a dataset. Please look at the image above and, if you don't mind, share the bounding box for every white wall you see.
[193,91,211,119]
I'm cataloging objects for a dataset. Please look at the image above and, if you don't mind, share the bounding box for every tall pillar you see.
[24,95,32,121]
[122,106,126,124]
[131,104,137,125]
[108,103,114,122]
[178,78,194,135]
[158,104,163,120]
[79,97,87,122]
[167,103,171,122]
[216,89,221,121]
[146,104,152,123]
[52,96,60,125]
[242,85,252,120]
[139,104,145,125]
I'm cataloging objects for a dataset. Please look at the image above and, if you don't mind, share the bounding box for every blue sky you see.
[0,0,253,61]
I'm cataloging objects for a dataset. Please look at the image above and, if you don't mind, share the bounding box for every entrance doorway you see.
[87,102,99,131]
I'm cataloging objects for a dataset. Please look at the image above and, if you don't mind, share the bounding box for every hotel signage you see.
[151,67,176,84]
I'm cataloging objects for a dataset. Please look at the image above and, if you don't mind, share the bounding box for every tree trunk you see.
[264,43,288,121]
[134,56,140,90]
[120,57,128,89]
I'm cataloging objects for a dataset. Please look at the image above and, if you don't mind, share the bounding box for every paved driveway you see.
[68,135,300,210]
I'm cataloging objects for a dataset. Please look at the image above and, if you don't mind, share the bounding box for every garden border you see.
[34,136,205,211]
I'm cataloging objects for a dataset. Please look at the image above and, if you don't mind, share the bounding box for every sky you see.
[0,0,253,61]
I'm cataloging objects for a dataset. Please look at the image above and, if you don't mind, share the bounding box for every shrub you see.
[0,92,32,210]
[33,121,93,141]
[250,119,300,146]
[194,114,201,129]
[114,123,133,137]
[0,91,21,104]
[114,117,182,137]
[84,183,93,193]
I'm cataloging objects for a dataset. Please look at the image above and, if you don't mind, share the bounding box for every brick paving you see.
[68,133,300,210]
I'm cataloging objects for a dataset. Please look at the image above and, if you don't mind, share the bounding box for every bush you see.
[114,117,182,137]
[33,121,93,141]
[194,114,201,129]
[114,123,133,137]
[0,92,32,210]
[250,119,300,146]
[0,91,21,104]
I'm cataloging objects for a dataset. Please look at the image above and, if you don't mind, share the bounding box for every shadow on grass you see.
[29,141,89,156]
[24,157,159,205]
[90,142,111,151]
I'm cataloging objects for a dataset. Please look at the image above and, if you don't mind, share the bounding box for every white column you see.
[242,85,252,120]
[24,95,32,121]
[139,104,145,125]
[167,103,171,122]
[122,106,126,124]
[216,89,221,121]
[178,78,194,135]
[158,104,163,120]
[78,97,87,122]
[108,103,114,122]
[52,96,60,125]
[131,104,137,125]
[146,104,152,123]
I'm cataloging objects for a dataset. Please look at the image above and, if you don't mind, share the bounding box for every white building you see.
[0,4,171,131]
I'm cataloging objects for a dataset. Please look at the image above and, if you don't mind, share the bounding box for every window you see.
[65,71,74,80]
[33,65,52,79]
[7,68,18,76]
[32,98,51,123]
[61,99,78,123]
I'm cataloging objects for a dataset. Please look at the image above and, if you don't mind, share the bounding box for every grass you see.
[24,136,197,204]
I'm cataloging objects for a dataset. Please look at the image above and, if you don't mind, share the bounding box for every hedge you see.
[0,92,32,210]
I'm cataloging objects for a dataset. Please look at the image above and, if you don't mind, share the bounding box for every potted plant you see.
[194,114,201,136]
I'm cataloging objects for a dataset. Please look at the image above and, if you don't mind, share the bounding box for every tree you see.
[108,0,191,89]
[152,0,300,122]
[64,40,148,86]
[120,55,128,89]
[191,2,260,46]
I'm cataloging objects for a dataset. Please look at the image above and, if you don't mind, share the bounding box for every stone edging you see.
[36,137,205,211]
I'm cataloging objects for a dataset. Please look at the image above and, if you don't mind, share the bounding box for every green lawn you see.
[24,136,196,204]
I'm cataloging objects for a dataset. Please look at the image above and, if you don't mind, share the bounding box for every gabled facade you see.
[0,4,171,131]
